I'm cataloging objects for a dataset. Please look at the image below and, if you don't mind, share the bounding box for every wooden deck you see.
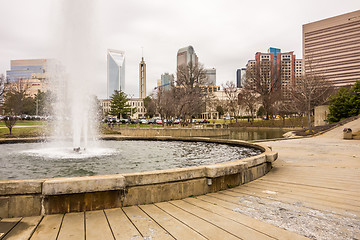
[1,162,359,240]
[1,119,359,239]
[0,194,308,240]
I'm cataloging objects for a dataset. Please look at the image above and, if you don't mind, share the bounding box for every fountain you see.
[48,0,99,152]
[0,0,278,218]
[0,140,263,180]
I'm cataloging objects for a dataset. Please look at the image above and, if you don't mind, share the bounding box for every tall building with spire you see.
[139,57,146,99]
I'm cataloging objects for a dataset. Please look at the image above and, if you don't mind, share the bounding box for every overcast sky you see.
[0,0,358,99]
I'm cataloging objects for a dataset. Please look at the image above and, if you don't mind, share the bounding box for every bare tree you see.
[245,61,280,119]
[155,88,176,124]
[202,91,219,120]
[175,62,207,122]
[289,73,334,131]
[4,115,17,135]
[238,88,259,122]
[277,56,334,130]
[0,74,5,99]
[0,74,5,114]
[222,81,239,122]
[176,62,207,89]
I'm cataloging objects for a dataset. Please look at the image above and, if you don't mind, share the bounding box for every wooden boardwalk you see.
[1,119,359,239]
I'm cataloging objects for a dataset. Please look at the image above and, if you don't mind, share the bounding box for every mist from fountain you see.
[48,0,99,151]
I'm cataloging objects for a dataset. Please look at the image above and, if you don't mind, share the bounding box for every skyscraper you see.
[303,10,360,87]
[5,59,59,97]
[177,46,198,69]
[246,49,302,101]
[139,57,146,99]
[160,73,174,91]
[236,68,246,88]
[268,47,281,63]
[276,52,297,101]
[6,59,48,83]
[107,49,125,98]
[204,68,216,86]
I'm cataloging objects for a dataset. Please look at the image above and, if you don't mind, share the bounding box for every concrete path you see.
[1,119,359,239]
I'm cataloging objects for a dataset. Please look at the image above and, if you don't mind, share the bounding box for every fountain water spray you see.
[49,0,99,151]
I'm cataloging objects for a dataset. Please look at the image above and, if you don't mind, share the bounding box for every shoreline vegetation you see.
[0,116,359,139]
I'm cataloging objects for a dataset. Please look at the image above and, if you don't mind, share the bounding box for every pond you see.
[0,140,262,180]
[217,128,288,141]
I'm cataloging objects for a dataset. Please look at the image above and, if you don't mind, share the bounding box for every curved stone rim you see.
[0,136,277,217]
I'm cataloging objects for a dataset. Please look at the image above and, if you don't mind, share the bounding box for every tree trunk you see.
[307,111,312,132]
[307,99,312,132]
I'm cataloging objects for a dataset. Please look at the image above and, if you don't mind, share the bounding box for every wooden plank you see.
[201,192,349,224]
[259,179,360,199]
[254,179,360,200]
[30,214,63,240]
[155,201,240,240]
[3,216,42,240]
[104,208,142,240]
[170,200,274,240]
[0,218,22,240]
[85,210,114,240]
[243,181,360,207]
[262,174,360,188]
[259,175,360,193]
[230,186,360,214]
[57,212,84,240]
[123,205,174,239]
[139,204,207,240]
[185,196,309,240]
[220,187,355,217]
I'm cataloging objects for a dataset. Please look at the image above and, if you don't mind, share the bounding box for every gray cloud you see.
[0,0,359,98]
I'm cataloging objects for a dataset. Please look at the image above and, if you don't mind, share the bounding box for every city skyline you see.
[0,0,358,98]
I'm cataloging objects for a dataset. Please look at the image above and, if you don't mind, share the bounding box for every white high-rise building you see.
[107,49,125,98]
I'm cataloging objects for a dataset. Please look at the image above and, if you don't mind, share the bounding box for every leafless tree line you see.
[143,56,334,130]
[147,62,207,124]
[240,56,334,130]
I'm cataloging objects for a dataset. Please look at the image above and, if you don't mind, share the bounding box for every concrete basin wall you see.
[107,127,231,137]
[0,137,277,218]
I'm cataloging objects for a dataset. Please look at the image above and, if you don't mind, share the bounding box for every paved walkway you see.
[1,119,359,239]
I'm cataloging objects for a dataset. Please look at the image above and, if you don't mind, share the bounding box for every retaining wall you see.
[0,137,277,218]
[108,127,230,137]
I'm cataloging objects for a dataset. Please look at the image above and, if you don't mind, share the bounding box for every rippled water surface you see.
[0,140,262,180]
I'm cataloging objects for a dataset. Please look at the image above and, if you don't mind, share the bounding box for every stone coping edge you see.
[0,137,277,196]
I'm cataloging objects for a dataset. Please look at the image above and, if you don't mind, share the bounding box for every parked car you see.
[140,119,148,124]
[116,118,129,124]
[148,118,156,124]
[198,119,209,124]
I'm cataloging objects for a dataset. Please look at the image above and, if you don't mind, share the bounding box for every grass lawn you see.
[0,127,46,138]
[0,120,46,127]
[0,120,49,138]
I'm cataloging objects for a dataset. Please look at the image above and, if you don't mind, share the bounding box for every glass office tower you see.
[107,49,125,98]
